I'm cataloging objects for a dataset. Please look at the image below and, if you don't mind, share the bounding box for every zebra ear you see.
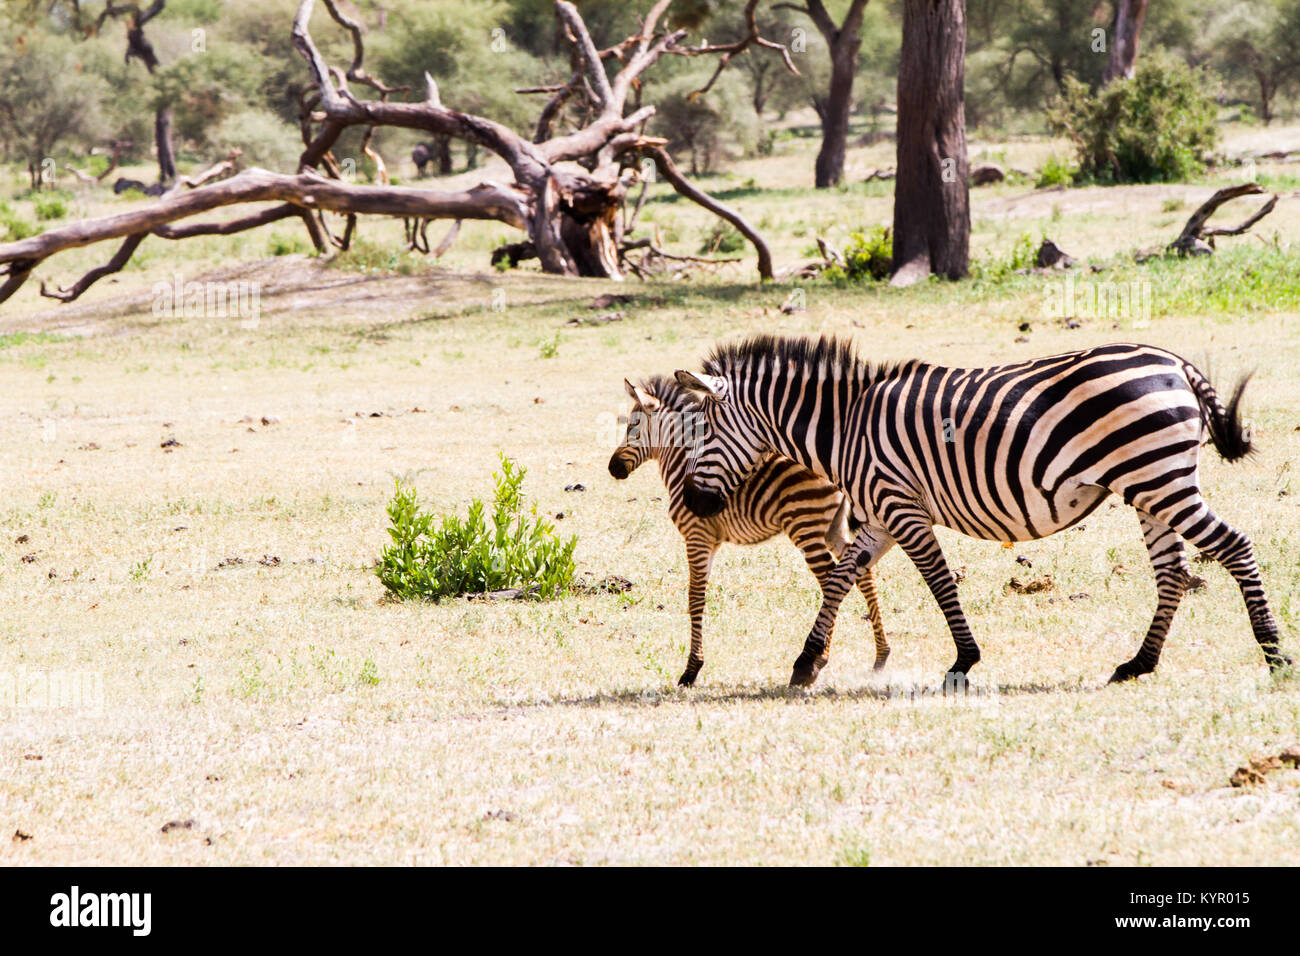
[625,379,661,411]
[674,370,727,402]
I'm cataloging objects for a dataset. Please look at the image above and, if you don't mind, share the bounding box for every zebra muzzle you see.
[607,454,631,480]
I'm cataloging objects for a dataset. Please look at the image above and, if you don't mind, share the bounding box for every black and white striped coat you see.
[608,376,887,686]
[675,336,1288,687]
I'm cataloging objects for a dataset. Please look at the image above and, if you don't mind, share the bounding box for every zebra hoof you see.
[1107,660,1149,684]
[872,654,889,672]
[1264,649,1293,674]
[678,662,702,687]
[789,661,823,687]
[942,670,974,695]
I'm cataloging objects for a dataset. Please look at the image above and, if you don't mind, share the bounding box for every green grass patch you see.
[0,331,65,350]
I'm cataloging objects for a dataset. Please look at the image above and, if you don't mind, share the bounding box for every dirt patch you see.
[1005,574,1054,595]
[1229,747,1300,787]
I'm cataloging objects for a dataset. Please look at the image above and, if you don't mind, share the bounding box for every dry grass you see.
[2,133,1300,865]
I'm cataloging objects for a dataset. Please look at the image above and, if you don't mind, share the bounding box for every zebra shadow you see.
[525,676,1100,711]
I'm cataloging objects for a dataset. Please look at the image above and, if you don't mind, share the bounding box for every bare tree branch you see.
[1168,184,1279,255]
[641,145,773,280]
[151,203,302,240]
[556,2,614,111]
[39,233,146,302]
[676,0,801,101]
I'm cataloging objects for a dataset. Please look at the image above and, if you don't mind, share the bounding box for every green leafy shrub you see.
[267,232,309,256]
[0,202,36,240]
[376,455,577,602]
[536,333,560,359]
[972,232,1038,280]
[330,238,418,275]
[1034,155,1076,189]
[1047,53,1218,184]
[699,221,746,255]
[823,226,893,284]
[33,191,70,220]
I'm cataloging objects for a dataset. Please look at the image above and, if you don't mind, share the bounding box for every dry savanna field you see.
[3,128,1300,866]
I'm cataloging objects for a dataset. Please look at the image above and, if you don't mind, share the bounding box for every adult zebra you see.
[674,336,1289,687]
[609,376,889,685]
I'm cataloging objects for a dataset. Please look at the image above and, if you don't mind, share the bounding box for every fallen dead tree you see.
[0,0,794,307]
[1167,183,1280,256]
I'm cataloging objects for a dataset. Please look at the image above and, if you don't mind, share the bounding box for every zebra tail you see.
[1187,362,1255,462]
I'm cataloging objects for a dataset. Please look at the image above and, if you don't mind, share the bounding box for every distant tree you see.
[653,69,759,173]
[1209,0,1300,125]
[965,0,1109,123]
[113,1,178,183]
[0,34,109,188]
[1011,0,1107,94]
[728,4,803,124]
[774,0,871,188]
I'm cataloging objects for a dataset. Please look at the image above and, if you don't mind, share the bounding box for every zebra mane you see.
[701,334,907,383]
[636,374,700,412]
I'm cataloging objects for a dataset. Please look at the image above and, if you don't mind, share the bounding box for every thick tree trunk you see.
[155,105,177,184]
[815,41,860,188]
[1257,71,1275,126]
[891,0,969,284]
[546,177,627,277]
[1102,0,1149,85]
[435,135,453,175]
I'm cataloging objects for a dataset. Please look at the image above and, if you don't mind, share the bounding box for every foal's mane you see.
[701,334,911,383]
[636,374,699,412]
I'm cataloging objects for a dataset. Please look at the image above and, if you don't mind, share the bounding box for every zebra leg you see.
[680,536,717,687]
[858,568,890,671]
[785,528,847,676]
[1156,502,1289,674]
[790,528,894,687]
[889,514,981,680]
[789,528,889,674]
[1109,513,1194,683]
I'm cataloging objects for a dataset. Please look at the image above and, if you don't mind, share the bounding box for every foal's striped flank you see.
[608,376,888,686]
[675,336,1289,686]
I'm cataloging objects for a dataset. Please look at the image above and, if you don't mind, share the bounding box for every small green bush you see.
[699,221,746,255]
[1035,155,1076,189]
[267,232,309,256]
[376,455,577,602]
[823,226,893,284]
[330,238,417,274]
[1047,53,1218,184]
[0,201,36,240]
[33,192,69,220]
[972,232,1038,280]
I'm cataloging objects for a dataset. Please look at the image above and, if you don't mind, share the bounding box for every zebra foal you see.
[608,376,888,686]
[675,336,1290,687]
